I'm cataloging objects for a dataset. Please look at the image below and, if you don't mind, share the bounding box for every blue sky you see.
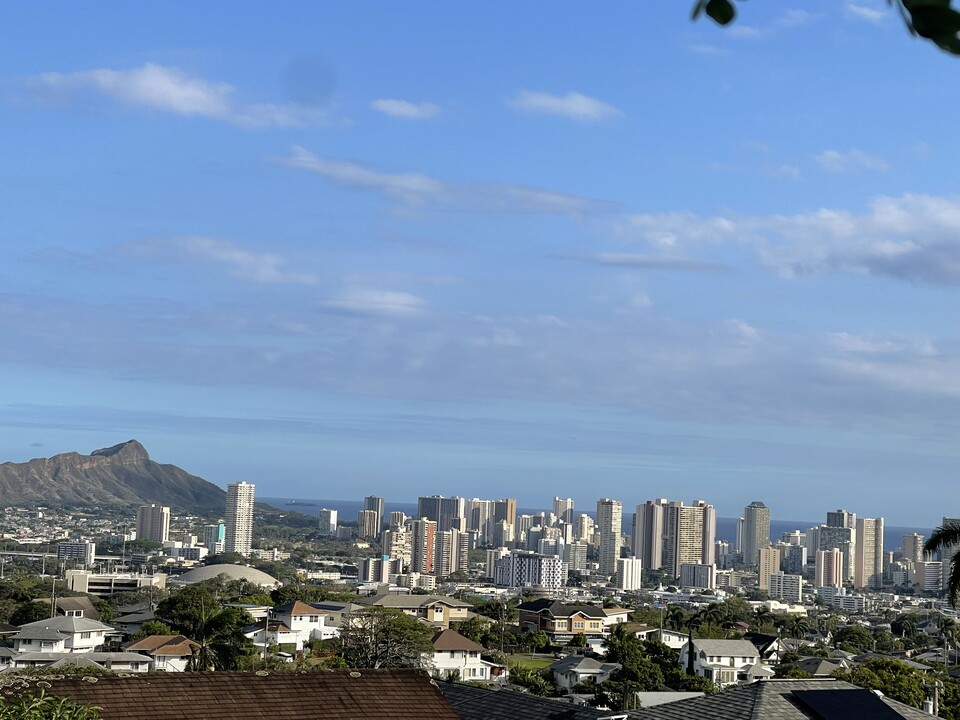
[2,2,959,526]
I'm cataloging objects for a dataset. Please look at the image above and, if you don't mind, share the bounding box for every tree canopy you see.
[336,607,435,669]
[692,0,960,55]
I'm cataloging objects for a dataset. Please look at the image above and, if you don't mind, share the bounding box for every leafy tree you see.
[929,521,960,606]
[774,664,813,679]
[603,623,644,667]
[187,606,254,671]
[834,625,875,654]
[337,607,435,669]
[205,552,245,566]
[568,632,588,650]
[0,691,100,719]
[834,658,926,709]
[11,601,52,626]
[129,620,175,642]
[155,585,219,635]
[452,617,490,645]
[691,0,960,55]
[509,664,554,696]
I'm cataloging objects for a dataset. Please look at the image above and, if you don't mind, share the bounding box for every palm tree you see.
[188,605,252,671]
[665,605,686,632]
[788,616,809,640]
[753,607,773,631]
[926,521,960,606]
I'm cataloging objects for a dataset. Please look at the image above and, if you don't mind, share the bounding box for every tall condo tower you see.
[855,517,884,590]
[224,481,255,556]
[136,504,170,543]
[741,501,771,568]
[597,498,623,576]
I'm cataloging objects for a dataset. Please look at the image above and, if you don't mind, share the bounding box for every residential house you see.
[244,618,300,654]
[12,651,151,672]
[362,594,471,629]
[517,599,629,643]
[13,614,114,654]
[271,600,334,649]
[742,631,790,664]
[549,655,621,691]
[678,638,761,688]
[426,629,504,682]
[124,635,199,672]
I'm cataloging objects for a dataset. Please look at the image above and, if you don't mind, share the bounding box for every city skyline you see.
[3,5,960,527]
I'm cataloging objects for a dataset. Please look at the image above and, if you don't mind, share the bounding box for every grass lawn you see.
[506,654,555,670]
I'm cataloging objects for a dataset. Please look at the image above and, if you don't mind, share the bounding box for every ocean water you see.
[260,496,931,552]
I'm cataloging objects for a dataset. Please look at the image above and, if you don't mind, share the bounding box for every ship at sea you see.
[285,501,318,507]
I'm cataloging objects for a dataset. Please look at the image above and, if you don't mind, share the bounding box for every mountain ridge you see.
[0,440,226,511]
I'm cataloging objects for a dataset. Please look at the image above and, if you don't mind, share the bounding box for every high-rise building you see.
[827,509,856,529]
[203,523,225,555]
[318,508,338,536]
[902,533,925,564]
[357,510,380,539]
[815,548,843,589]
[679,563,716,590]
[782,544,807,575]
[136,504,170,543]
[494,551,563,590]
[434,529,467,578]
[417,495,466,532]
[553,497,575,524]
[662,500,716,578]
[757,547,780,591]
[616,557,643,591]
[410,518,437,574]
[812,525,856,583]
[597,498,623,576]
[855,517,884,590]
[364,495,385,530]
[493,498,517,531]
[224,481,255,556]
[632,499,668,571]
[769,572,802,603]
[575,514,594,543]
[741,501,771,568]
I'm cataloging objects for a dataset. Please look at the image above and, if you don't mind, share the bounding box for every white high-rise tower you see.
[225,481,255,556]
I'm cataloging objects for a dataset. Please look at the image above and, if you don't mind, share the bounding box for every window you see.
[81,632,91,639]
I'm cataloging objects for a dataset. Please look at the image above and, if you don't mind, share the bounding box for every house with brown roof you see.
[7,669,462,720]
[516,599,630,643]
[361,594,471,629]
[123,635,199,672]
[425,629,505,683]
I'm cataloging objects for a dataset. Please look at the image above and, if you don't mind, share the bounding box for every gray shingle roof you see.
[689,639,760,657]
[629,678,933,719]
[438,681,615,720]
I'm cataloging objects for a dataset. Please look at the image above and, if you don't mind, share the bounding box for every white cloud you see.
[727,25,765,39]
[616,193,960,285]
[592,253,726,272]
[777,9,816,27]
[277,147,610,216]
[122,236,318,285]
[846,3,887,23]
[322,288,424,317]
[280,146,444,203]
[814,148,888,174]
[28,63,333,128]
[772,164,802,179]
[506,90,622,122]
[370,98,440,119]
[690,43,729,56]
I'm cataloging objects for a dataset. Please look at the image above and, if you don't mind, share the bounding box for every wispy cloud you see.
[277,146,611,216]
[27,63,334,128]
[776,9,816,27]
[814,148,888,174]
[321,288,424,317]
[846,2,887,23]
[506,90,622,122]
[589,253,727,272]
[122,236,318,285]
[616,193,960,285]
[370,98,439,119]
[690,43,729,56]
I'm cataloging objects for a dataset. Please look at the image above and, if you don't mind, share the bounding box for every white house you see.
[124,635,199,672]
[426,629,504,683]
[550,655,621,690]
[678,638,761,688]
[13,615,113,654]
